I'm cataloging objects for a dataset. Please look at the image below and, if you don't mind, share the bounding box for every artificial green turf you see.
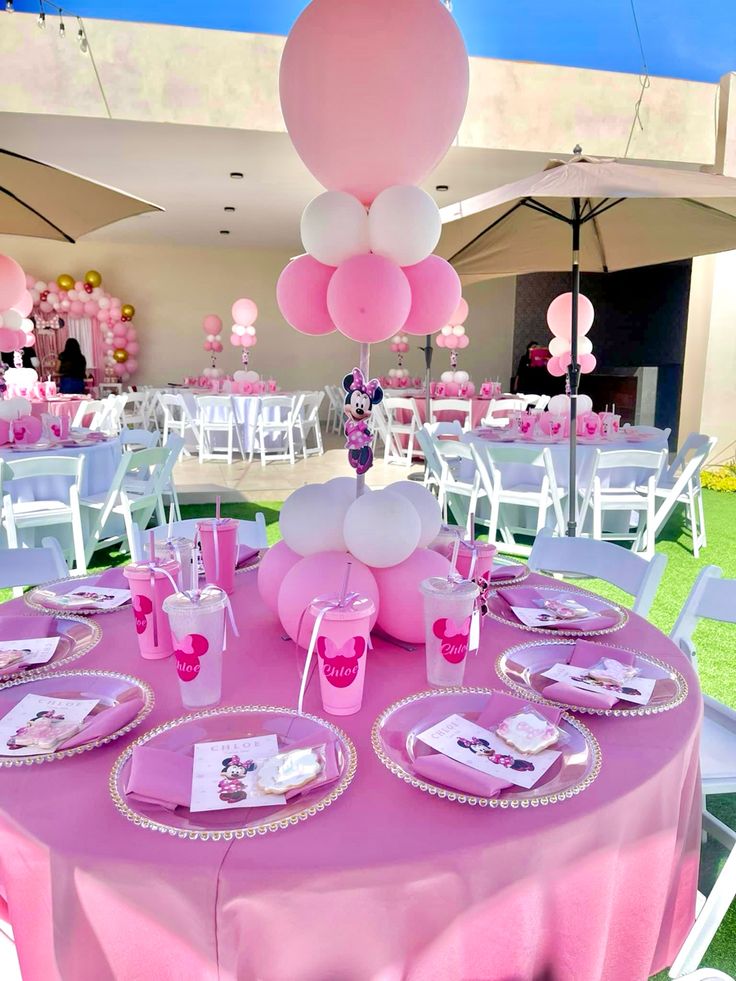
[1,491,734,976]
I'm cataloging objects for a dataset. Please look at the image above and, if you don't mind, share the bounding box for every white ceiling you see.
[0,112,560,250]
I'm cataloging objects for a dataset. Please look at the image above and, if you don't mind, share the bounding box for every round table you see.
[28,396,89,424]
[0,568,700,980]
[175,391,291,453]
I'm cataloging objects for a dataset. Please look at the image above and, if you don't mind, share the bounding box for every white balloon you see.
[440,370,454,383]
[67,290,78,301]
[232,324,246,336]
[452,324,465,337]
[98,296,110,309]
[343,489,421,568]
[577,394,594,414]
[577,336,593,356]
[368,185,441,266]
[34,281,47,292]
[388,481,442,548]
[2,309,22,330]
[548,394,570,415]
[233,370,248,381]
[388,368,398,378]
[441,325,453,336]
[280,483,347,556]
[245,325,257,336]
[453,370,470,383]
[301,190,369,266]
[548,337,569,358]
[0,396,31,420]
[244,370,260,382]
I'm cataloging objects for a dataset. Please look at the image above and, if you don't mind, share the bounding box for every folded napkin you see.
[60,696,145,750]
[412,692,562,798]
[125,735,340,811]
[95,567,129,589]
[236,545,260,569]
[490,563,524,582]
[0,615,56,639]
[496,587,618,630]
[541,639,636,709]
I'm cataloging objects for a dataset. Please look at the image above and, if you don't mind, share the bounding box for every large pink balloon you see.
[0,255,26,310]
[232,298,258,327]
[276,255,336,336]
[401,256,462,336]
[449,297,469,326]
[327,254,410,343]
[546,292,595,339]
[257,540,301,613]
[277,550,379,646]
[13,291,33,318]
[0,326,20,350]
[203,314,222,335]
[373,548,451,643]
[279,0,469,204]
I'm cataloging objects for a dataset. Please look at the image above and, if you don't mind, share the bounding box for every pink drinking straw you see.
[449,537,460,581]
[215,495,221,521]
[338,560,352,607]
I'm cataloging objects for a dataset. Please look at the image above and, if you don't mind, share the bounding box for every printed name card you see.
[0,693,99,756]
[190,735,287,812]
[541,662,655,705]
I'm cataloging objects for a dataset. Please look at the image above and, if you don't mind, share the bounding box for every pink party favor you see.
[123,559,180,659]
[455,540,497,582]
[309,595,374,716]
[198,518,238,594]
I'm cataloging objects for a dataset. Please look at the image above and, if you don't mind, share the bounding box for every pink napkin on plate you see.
[60,696,145,750]
[94,567,129,589]
[0,615,56,639]
[236,545,260,569]
[496,587,618,630]
[490,563,525,581]
[541,639,636,709]
[412,692,562,798]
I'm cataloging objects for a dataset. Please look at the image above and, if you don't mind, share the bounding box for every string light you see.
[58,8,65,36]
[5,1,14,12]
[77,16,87,52]
[37,1,45,27]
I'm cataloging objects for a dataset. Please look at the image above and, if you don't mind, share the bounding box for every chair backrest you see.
[72,398,102,429]
[528,529,667,617]
[134,513,268,554]
[197,395,235,422]
[666,432,717,482]
[426,420,463,439]
[0,536,68,591]
[670,565,736,665]
[120,428,159,449]
[416,427,443,483]
[2,454,84,484]
[624,424,672,442]
[430,398,472,423]
[301,391,325,421]
[158,392,196,425]
[534,395,551,411]
[384,396,421,426]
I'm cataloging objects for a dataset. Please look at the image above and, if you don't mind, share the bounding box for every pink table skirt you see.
[0,571,701,981]
[28,396,89,421]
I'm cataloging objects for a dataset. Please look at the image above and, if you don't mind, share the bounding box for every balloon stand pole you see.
[355,342,370,499]
[566,199,582,538]
[450,351,458,371]
[241,350,249,367]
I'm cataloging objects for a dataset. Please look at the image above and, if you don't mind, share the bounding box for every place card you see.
[0,636,60,669]
[416,713,561,790]
[509,596,596,629]
[0,693,99,756]
[53,586,131,610]
[190,735,287,812]
[541,662,656,705]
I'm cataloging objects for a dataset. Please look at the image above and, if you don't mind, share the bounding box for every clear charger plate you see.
[109,705,357,841]
[0,615,101,687]
[26,573,131,616]
[371,687,601,808]
[496,637,688,717]
[487,558,529,588]
[483,584,627,637]
[0,670,154,766]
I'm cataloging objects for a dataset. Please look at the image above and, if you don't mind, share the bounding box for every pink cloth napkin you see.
[236,546,260,569]
[412,693,562,798]
[95,567,129,589]
[541,640,636,709]
[125,735,340,811]
[489,563,525,582]
[0,615,56,639]
[60,696,145,750]
[496,587,618,630]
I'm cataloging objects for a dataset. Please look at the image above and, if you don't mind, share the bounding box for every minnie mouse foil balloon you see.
[342,367,383,475]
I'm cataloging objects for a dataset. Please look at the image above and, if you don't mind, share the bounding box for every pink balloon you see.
[231,298,258,327]
[250,335,258,346]
[435,333,446,348]
[257,540,301,613]
[211,341,223,353]
[579,353,597,374]
[240,333,254,348]
[444,334,459,349]
[229,334,241,347]
[449,297,469,326]
[373,548,451,643]
[126,358,138,373]
[39,301,52,314]
[24,273,35,289]
[126,341,140,355]
[203,340,213,352]
[546,356,567,378]
[13,291,33,317]
[109,307,122,322]
[114,363,127,378]
[112,323,127,337]
[277,550,379,645]
[276,255,336,336]
[401,255,462,336]
[203,314,222,335]
[60,300,71,312]
[69,300,84,316]
[327,253,411,343]
[74,281,84,291]
[546,292,595,339]
[398,342,409,353]
[83,300,98,317]
[0,255,26,310]
[24,332,35,347]
[457,335,470,349]
[0,326,19,349]
[279,0,469,204]
[126,327,137,340]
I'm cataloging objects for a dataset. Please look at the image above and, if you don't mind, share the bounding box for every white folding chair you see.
[120,428,159,449]
[1,456,87,575]
[324,385,344,435]
[577,448,667,559]
[534,395,551,412]
[480,397,526,429]
[668,566,736,978]
[428,436,485,535]
[255,395,304,466]
[97,383,122,397]
[430,398,473,432]
[296,391,325,458]
[158,392,200,458]
[470,441,567,556]
[100,393,127,435]
[369,400,390,454]
[383,396,423,465]
[653,433,717,558]
[674,971,734,981]
[121,391,147,429]
[623,424,672,441]
[425,420,464,439]
[196,396,246,465]
[133,513,268,556]
[0,536,68,598]
[528,528,667,617]
[71,398,102,430]
[415,427,443,497]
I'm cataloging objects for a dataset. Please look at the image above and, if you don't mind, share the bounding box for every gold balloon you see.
[57,274,74,291]
[84,270,102,288]
[121,303,135,319]
[112,348,128,364]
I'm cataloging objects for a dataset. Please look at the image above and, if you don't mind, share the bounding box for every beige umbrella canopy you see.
[438,152,736,537]
[0,147,162,242]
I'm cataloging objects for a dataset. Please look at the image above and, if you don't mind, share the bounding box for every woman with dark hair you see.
[58,338,87,394]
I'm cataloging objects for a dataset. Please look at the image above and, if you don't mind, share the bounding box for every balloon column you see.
[229,298,258,374]
[546,292,596,378]
[387,333,410,385]
[27,269,140,382]
[435,296,472,390]
[202,314,224,380]
[0,255,37,393]
[276,0,468,478]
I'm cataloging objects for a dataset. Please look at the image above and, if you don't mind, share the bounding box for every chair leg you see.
[687,493,699,558]
[592,494,602,542]
[70,512,87,576]
[696,486,707,549]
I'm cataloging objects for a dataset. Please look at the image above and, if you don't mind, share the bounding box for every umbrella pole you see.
[567,200,582,537]
[424,333,432,423]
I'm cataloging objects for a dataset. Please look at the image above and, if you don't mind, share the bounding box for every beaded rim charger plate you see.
[26,573,132,616]
[372,687,601,809]
[109,705,357,842]
[0,615,101,687]
[483,584,627,637]
[496,638,688,717]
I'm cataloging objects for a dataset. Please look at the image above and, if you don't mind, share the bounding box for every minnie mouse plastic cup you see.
[123,558,180,660]
[420,577,479,687]
[309,595,375,716]
[197,518,238,594]
[163,585,227,707]
[455,540,497,582]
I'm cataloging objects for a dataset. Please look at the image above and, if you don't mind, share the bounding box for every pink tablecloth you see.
[28,396,89,422]
[0,571,700,981]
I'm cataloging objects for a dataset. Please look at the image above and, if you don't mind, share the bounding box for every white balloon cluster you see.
[441,324,466,337]
[300,185,441,271]
[233,369,260,383]
[202,366,223,379]
[0,396,31,420]
[388,367,409,379]
[279,477,442,568]
[547,393,593,416]
[440,370,470,384]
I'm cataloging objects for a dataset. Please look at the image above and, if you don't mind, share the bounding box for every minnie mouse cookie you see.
[257,747,324,796]
[496,710,560,755]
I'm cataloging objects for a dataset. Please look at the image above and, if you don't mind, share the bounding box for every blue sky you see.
[12,0,735,83]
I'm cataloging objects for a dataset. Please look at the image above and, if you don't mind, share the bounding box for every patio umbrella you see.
[0,147,161,242]
[438,151,736,536]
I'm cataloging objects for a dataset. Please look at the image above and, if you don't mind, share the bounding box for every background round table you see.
[176,391,293,453]
[0,568,700,981]
[28,396,89,423]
